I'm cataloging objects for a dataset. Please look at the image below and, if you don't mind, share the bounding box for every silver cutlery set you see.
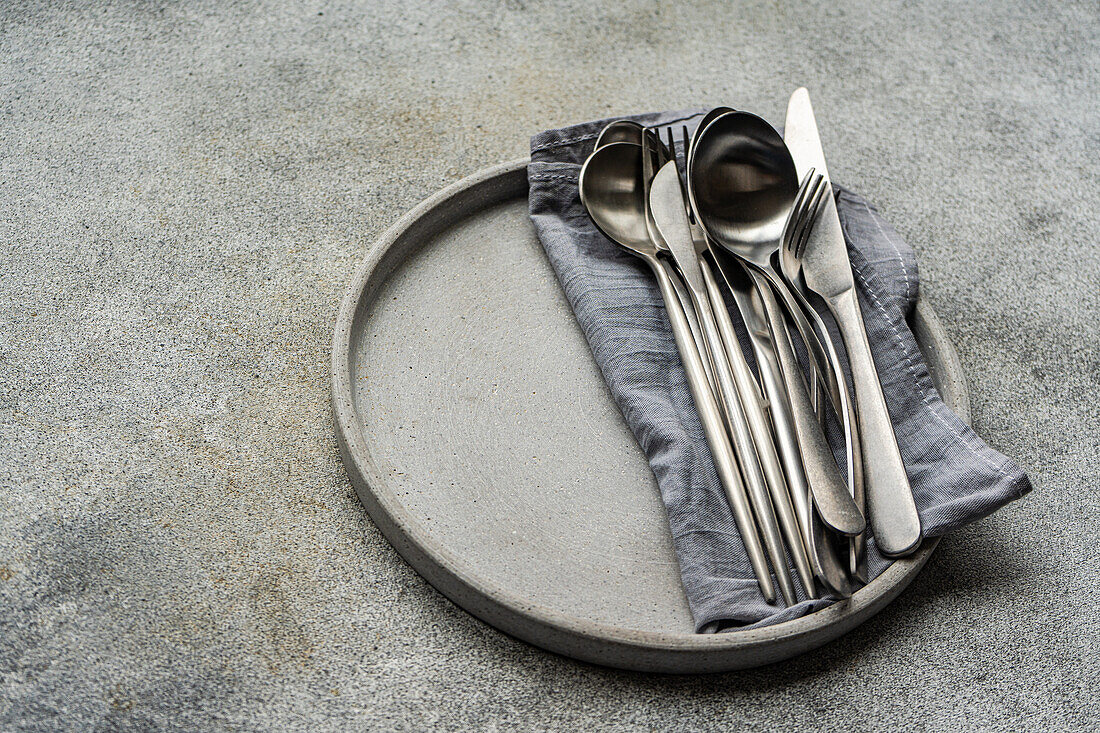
[579,88,922,604]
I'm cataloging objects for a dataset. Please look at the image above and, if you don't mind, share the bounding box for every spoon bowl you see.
[688,111,799,262]
[594,119,644,149]
[688,106,734,160]
[578,141,656,257]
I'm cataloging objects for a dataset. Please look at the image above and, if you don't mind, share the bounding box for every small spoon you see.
[579,142,776,603]
[594,134,716,394]
[689,111,865,538]
[594,119,644,149]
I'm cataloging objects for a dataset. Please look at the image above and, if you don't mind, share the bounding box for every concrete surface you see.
[0,0,1096,729]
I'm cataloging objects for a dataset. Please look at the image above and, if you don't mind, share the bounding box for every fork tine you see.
[787,173,820,257]
[804,176,828,236]
[803,177,830,254]
[794,175,828,258]
[785,169,817,250]
[665,126,677,162]
[790,175,821,256]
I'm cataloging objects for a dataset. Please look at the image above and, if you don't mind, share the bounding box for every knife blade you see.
[784,88,922,558]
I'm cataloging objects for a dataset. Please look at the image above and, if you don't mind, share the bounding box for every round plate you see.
[331,159,965,673]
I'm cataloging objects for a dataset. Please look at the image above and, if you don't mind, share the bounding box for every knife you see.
[783,88,922,558]
[649,160,798,605]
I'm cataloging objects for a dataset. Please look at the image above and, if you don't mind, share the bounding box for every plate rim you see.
[331,158,966,673]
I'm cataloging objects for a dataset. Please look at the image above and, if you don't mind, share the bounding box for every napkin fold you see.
[528,110,1031,631]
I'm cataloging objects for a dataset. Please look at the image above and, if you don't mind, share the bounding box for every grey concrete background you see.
[1,0,1096,729]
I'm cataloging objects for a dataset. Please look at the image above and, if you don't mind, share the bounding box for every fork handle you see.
[829,288,921,557]
[648,257,776,603]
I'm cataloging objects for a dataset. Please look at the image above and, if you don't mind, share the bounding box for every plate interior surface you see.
[352,194,692,632]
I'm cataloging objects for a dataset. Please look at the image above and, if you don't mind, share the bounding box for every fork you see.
[780,172,867,581]
[782,173,860,457]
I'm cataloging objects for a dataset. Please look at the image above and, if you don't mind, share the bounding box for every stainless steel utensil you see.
[578,141,777,601]
[689,112,824,405]
[599,135,714,391]
[713,249,851,597]
[688,111,865,538]
[781,171,868,581]
[594,119,644,149]
[783,88,921,557]
[664,126,816,599]
[648,157,797,605]
[637,130,719,392]
[689,107,734,152]
[676,123,828,595]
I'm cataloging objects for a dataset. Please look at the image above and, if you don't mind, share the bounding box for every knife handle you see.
[648,257,776,602]
[830,288,922,557]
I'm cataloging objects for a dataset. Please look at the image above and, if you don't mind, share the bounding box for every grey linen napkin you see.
[528,110,1032,632]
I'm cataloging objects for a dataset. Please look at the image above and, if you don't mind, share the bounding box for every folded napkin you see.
[528,110,1031,632]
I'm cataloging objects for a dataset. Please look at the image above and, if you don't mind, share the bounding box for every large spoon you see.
[689,111,865,538]
[578,142,776,602]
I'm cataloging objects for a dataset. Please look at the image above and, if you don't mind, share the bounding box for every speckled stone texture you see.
[0,1,1096,730]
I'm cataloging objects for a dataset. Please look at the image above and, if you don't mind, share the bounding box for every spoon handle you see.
[732,268,851,596]
[763,269,865,536]
[749,269,862,537]
[662,260,716,395]
[648,258,776,603]
[700,255,815,599]
[787,280,868,581]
